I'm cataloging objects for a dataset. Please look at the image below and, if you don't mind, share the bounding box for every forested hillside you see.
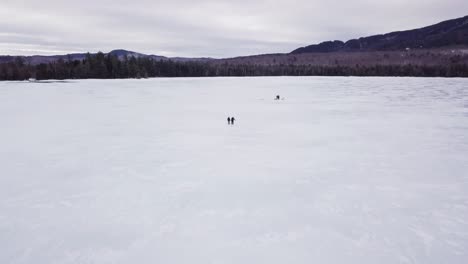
[1,50,467,80]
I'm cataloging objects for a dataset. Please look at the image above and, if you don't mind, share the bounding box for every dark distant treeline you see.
[1,52,468,80]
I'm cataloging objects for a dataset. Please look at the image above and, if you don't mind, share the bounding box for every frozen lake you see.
[1,77,468,264]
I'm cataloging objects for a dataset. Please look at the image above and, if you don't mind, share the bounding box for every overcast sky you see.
[0,0,467,58]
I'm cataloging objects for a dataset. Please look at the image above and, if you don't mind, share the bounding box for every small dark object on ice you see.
[275,95,280,100]
[227,117,232,125]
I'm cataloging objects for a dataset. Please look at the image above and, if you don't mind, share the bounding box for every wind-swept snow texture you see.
[1,77,468,264]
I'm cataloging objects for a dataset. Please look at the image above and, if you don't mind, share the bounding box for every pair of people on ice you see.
[227,117,236,125]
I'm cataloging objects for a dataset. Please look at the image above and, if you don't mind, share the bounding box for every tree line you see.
[1,52,468,80]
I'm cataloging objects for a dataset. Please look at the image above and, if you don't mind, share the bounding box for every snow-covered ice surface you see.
[1,77,468,264]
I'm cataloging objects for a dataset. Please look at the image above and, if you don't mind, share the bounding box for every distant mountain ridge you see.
[291,15,468,54]
[1,15,468,69]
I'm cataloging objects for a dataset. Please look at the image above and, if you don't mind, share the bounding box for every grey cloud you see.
[0,0,467,57]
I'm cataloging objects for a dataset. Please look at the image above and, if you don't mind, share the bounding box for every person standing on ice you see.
[227,117,232,125]
[231,117,236,125]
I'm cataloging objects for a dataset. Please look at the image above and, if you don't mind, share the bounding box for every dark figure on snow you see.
[275,95,280,100]
[231,117,236,125]
[227,117,232,125]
